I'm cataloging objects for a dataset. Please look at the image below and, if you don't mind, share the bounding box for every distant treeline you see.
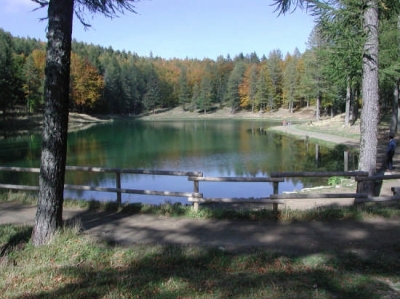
[0,15,399,116]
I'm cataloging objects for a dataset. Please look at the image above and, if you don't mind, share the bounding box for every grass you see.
[1,193,400,298]
[1,220,399,299]
[2,190,400,222]
[295,122,360,140]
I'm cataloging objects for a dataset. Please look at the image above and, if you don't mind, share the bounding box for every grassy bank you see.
[1,192,400,298]
[1,221,399,298]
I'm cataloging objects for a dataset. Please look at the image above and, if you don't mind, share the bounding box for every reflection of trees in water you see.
[293,142,358,187]
[0,120,359,191]
[0,134,42,186]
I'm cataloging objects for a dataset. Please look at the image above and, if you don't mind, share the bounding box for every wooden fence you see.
[187,176,285,211]
[0,166,399,211]
[0,166,203,205]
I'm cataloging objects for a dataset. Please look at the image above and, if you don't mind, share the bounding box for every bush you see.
[327,176,345,186]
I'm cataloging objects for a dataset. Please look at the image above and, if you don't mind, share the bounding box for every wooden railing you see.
[354,173,400,204]
[0,167,399,210]
[0,166,203,205]
[187,176,285,211]
[270,171,400,206]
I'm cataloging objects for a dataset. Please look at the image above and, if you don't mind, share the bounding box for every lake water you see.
[0,119,358,204]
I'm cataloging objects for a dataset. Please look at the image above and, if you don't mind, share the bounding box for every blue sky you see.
[1,0,315,60]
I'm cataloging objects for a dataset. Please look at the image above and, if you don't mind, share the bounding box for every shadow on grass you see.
[1,200,400,298]
[9,243,400,299]
[70,198,400,224]
[61,200,400,256]
[0,225,32,256]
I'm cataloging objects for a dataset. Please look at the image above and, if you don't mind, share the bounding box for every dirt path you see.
[1,201,400,256]
[270,124,360,148]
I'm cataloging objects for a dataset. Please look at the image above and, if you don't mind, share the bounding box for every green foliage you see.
[178,67,191,109]
[23,50,45,112]
[143,68,161,113]
[327,176,345,186]
[267,49,283,108]
[255,66,270,111]
[197,75,213,113]
[225,61,246,113]
[0,29,24,114]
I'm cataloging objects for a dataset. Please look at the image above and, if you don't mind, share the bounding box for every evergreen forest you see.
[0,9,399,119]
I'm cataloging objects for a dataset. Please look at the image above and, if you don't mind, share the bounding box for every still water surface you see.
[0,119,357,204]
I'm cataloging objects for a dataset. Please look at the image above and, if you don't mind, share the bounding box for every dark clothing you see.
[386,138,396,170]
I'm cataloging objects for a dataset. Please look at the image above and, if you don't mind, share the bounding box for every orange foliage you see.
[239,65,253,108]
[70,53,104,111]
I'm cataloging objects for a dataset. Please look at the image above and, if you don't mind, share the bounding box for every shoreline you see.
[137,107,361,150]
[2,107,360,150]
[136,106,316,122]
[268,124,360,150]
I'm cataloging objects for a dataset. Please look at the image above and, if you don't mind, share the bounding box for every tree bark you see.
[32,0,74,246]
[390,81,399,136]
[316,92,321,121]
[345,76,351,126]
[358,0,379,194]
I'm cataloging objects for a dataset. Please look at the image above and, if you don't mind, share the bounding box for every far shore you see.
[136,106,361,148]
[136,106,316,122]
[3,106,361,150]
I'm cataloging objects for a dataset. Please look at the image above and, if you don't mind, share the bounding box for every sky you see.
[1,0,316,60]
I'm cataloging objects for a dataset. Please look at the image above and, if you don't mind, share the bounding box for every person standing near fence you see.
[386,135,396,171]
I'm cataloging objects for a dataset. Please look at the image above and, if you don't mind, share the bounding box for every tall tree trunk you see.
[32,0,74,246]
[391,81,399,135]
[358,0,379,194]
[345,76,351,126]
[316,93,321,121]
[351,89,359,125]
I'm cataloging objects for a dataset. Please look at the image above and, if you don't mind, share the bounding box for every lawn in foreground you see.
[1,205,400,299]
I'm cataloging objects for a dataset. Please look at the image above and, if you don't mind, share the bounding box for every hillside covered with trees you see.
[0,9,399,121]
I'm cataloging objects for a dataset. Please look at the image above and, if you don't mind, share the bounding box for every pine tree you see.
[178,67,191,110]
[31,0,138,246]
[0,29,21,115]
[143,69,161,114]
[23,49,45,112]
[255,66,269,112]
[249,64,258,113]
[267,49,283,109]
[198,75,213,114]
[225,61,245,113]
[274,0,400,190]
[120,56,143,114]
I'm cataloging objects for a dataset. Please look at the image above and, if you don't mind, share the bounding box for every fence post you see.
[193,178,199,211]
[116,171,121,204]
[273,181,279,212]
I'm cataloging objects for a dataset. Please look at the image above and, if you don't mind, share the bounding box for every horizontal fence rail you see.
[270,171,400,205]
[0,166,203,205]
[270,193,369,200]
[270,171,369,178]
[0,167,399,210]
[355,174,400,181]
[0,166,40,173]
[187,176,285,211]
[188,176,284,182]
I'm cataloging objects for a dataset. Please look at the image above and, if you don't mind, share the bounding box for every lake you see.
[0,119,358,204]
